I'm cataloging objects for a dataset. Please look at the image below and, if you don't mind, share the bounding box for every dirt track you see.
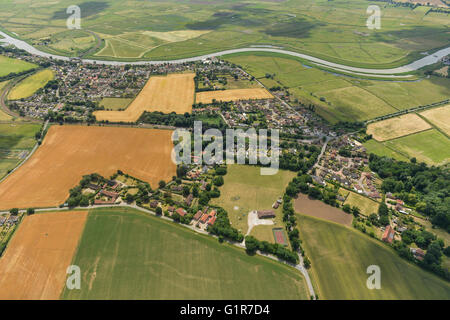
[0,125,176,209]
[94,73,195,122]
[0,211,87,300]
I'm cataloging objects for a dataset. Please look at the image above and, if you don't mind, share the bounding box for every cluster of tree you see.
[401,228,436,249]
[207,207,244,243]
[281,194,302,254]
[332,121,366,133]
[394,239,450,281]
[367,203,390,227]
[138,111,226,130]
[0,67,37,82]
[278,142,319,172]
[66,173,106,207]
[369,154,450,231]
[342,204,361,217]
[127,182,153,206]
[244,235,299,264]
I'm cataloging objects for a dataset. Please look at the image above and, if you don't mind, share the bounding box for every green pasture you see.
[62,207,308,300]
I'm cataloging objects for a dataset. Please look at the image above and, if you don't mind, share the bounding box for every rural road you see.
[1,31,449,77]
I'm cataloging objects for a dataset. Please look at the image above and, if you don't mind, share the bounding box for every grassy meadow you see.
[0,122,40,178]
[8,69,54,100]
[0,55,36,78]
[0,0,448,66]
[211,165,295,243]
[343,191,380,216]
[62,207,309,300]
[226,53,450,123]
[99,97,134,111]
[383,129,450,166]
[298,214,450,300]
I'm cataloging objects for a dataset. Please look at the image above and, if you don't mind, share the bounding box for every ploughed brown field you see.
[196,88,273,104]
[0,125,175,209]
[0,211,88,300]
[294,193,353,226]
[94,73,195,122]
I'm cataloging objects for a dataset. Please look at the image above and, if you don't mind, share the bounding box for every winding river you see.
[1,30,449,77]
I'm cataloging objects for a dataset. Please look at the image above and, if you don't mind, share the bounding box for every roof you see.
[200,214,209,223]
[176,208,187,217]
[382,225,395,243]
[209,210,216,217]
[208,216,216,226]
[257,210,275,219]
[193,210,203,220]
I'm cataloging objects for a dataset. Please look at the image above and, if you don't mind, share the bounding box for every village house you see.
[382,225,395,244]
[257,210,276,219]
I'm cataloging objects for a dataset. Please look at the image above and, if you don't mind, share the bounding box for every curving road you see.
[1,31,449,77]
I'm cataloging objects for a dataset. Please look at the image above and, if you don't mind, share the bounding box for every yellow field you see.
[8,69,54,100]
[367,113,432,141]
[420,105,450,136]
[0,125,176,210]
[143,30,210,42]
[0,211,88,300]
[196,88,274,104]
[94,73,195,123]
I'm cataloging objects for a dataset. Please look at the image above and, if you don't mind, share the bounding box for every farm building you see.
[257,210,275,219]
[200,213,209,224]
[176,208,187,217]
[185,194,193,206]
[382,225,395,244]
[150,201,159,208]
[193,210,203,221]
[208,216,216,226]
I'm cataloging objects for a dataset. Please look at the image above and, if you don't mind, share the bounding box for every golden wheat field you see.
[420,105,450,136]
[94,73,195,122]
[367,113,432,141]
[0,125,176,210]
[0,211,88,300]
[196,88,274,104]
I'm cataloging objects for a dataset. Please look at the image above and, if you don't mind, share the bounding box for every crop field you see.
[211,165,295,243]
[0,55,36,78]
[297,214,450,300]
[363,140,409,161]
[0,0,448,66]
[225,53,450,123]
[0,81,12,121]
[99,97,134,111]
[62,207,308,300]
[94,73,195,122]
[384,129,450,166]
[367,114,432,142]
[420,104,450,136]
[196,88,273,104]
[343,191,380,216]
[8,69,54,100]
[0,125,176,210]
[0,211,88,300]
[293,193,353,226]
[315,86,397,122]
[0,122,41,178]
